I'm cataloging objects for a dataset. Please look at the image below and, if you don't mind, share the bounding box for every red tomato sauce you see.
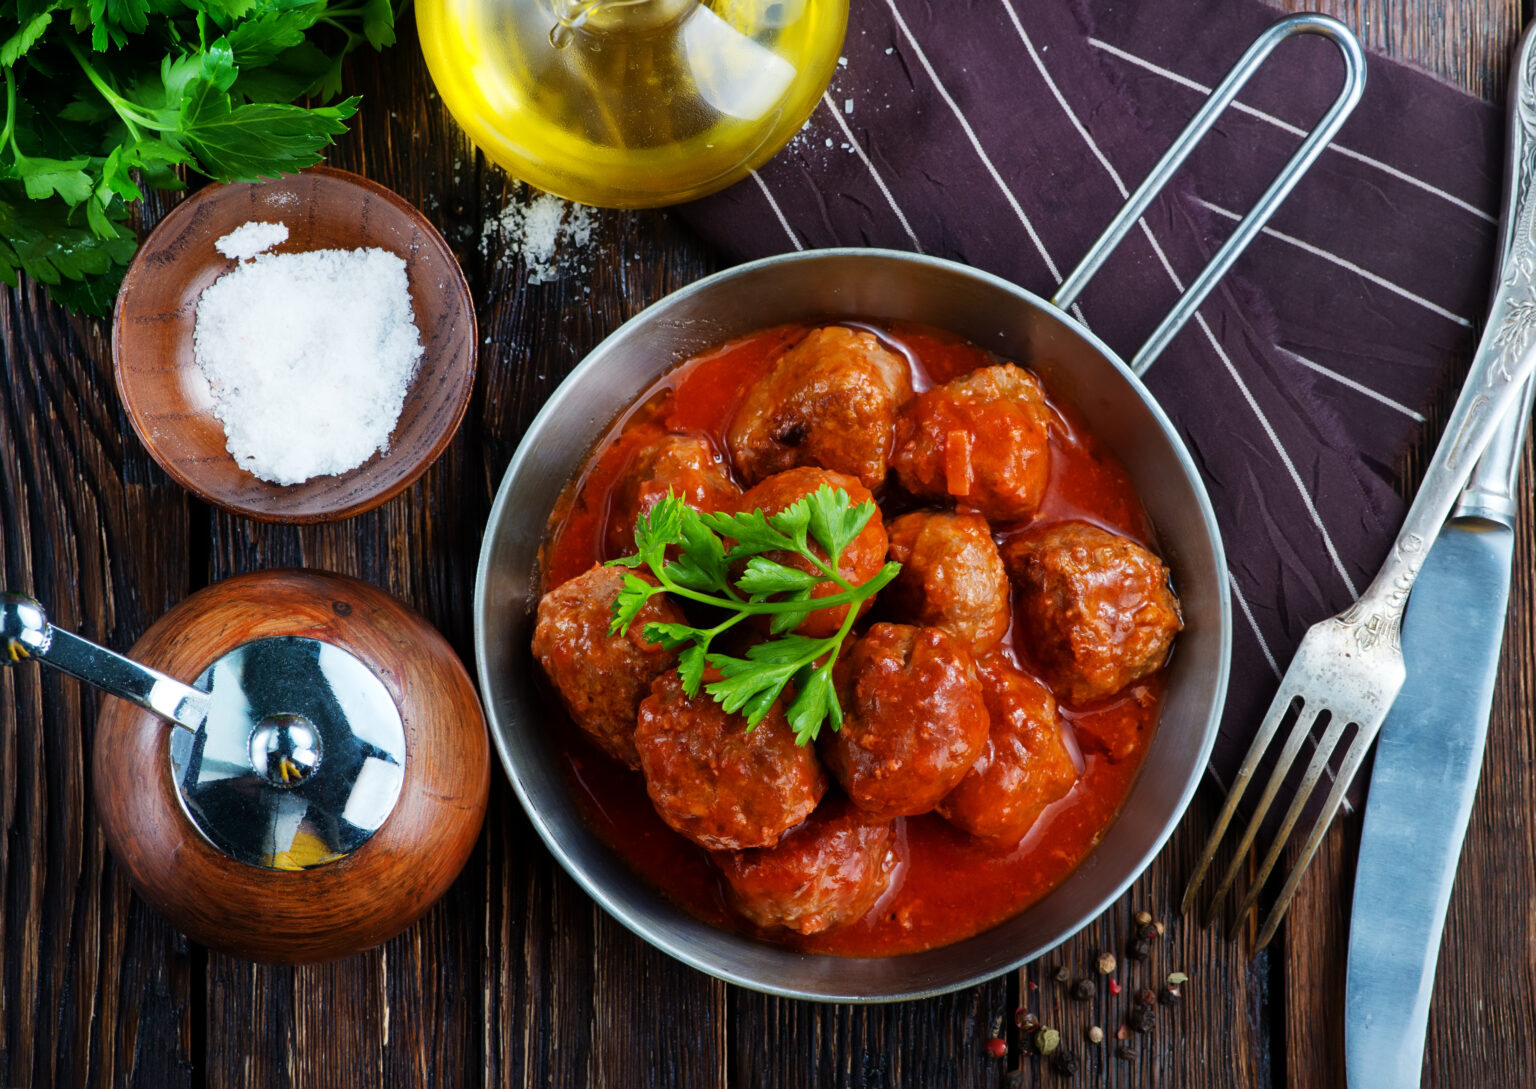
[538,321,1167,956]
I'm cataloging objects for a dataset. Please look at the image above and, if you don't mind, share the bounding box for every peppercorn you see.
[1016,1010,1041,1033]
[1070,977,1095,1001]
[1115,1042,1137,1061]
[985,1037,1007,1058]
[1053,964,1071,984]
[1115,1024,1131,1041]
[1155,921,1166,936]
[1135,922,1160,943]
[1126,937,1151,961]
[1134,988,1157,1008]
[1167,971,1190,986]
[1107,978,1122,996]
[1095,951,1117,975]
[1036,1027,1061,1056]
[1087,1025,1104,1045]
[1159,984,1183,1007]
[1133,910,1153,927]
[1050,1047,1080,1077]
[1128,1002,1156,1035]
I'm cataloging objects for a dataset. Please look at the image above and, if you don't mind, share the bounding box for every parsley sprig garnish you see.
[608,485,900,745]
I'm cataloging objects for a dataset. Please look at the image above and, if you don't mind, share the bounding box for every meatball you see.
[891,363,1052,523]
[822,623,990,819]
[886,509,1010,653]
[937,657,1078,843]
[727,326,914,491]
[1002,521,1182,705]
[605,430,740,559]
[635,671,827,850]
[715,795,903,935]
[532,564,686,768]
[734,467,889,638]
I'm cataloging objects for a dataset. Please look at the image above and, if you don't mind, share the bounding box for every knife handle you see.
[1,592,206,732]
[1457,25,1536,524]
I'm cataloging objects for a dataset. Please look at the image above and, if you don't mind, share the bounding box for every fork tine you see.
[1199,697,1324,927]
[1251,718,1382,951]
[1228,710,1352,927]
[1180,684,1302,917]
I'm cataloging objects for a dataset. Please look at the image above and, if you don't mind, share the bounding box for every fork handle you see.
[1348,43,1536,639]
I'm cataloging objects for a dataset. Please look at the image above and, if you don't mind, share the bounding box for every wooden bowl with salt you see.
[113,166,476,523]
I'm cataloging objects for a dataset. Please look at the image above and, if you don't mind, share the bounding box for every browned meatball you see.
[1002,521,1183,705]
[727,326,914,491]
[734,467,889,639]
[891,364,1052,523]
[886,510,1010,653]
[605,430,740,559]
[714,795,903,935]
[635,672,827,850]
[938,657,1078,843]
[823,623,990,819]
[532,564,686,768]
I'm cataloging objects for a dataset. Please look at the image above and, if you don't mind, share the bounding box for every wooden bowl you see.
[112,167,476,523]
[93,570,490,962]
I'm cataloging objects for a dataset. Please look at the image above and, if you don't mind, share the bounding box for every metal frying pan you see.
[473,14,1365,1000]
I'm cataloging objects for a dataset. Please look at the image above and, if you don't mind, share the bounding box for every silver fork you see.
[1182,35,1536,951]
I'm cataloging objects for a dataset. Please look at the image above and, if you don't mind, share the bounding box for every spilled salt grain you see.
[193,242,423,485]
[481,192,597,285]
[216,221,289,260]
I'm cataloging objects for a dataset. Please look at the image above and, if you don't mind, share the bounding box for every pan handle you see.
[1051,12,1366,375]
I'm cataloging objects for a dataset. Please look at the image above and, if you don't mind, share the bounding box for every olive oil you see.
[417,0,848,207]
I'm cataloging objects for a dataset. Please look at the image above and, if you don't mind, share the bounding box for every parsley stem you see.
[67,41,161,138]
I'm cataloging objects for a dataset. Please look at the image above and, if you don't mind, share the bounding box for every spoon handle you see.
[2,592,207,732]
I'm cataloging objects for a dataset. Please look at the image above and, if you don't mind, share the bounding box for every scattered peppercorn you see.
[1096,951,1117,975]
[1036,1027,1062,1056]
[1107,978,1122,996]
[1128,1002,1156,1035]
[985,1037,1007,1058]
[1087,1025,1104,1045]
[1135,988,1157,1008]
[1127,937,1151,962]
[1133,910,1153,927]
[1070,977,1095,1001]
[1053,964,1071,984]
[1017,1010,1041,1033]
[1050,1047,1080,1077]
[1006,1071,1025,1089]
[1155,920,1166,936]
[1167,971,1190,986]
[1159,984,1183,1007]
[1116,1023,1131,1041]
[1135,922,1160,943]
[1115,1042,1137,1061]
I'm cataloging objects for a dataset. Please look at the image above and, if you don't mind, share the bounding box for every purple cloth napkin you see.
[674,0,1502,807]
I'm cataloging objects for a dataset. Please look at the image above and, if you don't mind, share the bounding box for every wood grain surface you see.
[1,2,1531,1087]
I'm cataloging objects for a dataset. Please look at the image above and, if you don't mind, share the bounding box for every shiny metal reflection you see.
[169,636,406,871]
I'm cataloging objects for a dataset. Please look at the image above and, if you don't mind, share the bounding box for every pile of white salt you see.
[193,222,424,486]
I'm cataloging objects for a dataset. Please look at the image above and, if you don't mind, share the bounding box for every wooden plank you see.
[0,234,194,1084]
[195,33,489,1089]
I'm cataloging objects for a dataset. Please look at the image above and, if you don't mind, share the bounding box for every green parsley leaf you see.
[607,483,900,742]
[736,556,818,596]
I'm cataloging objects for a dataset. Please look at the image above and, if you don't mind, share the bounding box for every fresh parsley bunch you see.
[0,0,395,314]
[608,486,902,746]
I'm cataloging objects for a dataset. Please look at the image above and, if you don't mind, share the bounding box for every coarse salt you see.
[193,238,423,486]
[215,220,289,261]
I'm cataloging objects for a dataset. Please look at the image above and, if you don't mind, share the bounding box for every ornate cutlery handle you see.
[1348,33,1536,643]
[1,592,206,731]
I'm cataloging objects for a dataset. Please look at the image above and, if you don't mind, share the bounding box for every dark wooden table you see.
[2,1,1531,1085]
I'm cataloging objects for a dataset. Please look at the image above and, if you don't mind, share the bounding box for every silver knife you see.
[1344,23,1536,1087]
